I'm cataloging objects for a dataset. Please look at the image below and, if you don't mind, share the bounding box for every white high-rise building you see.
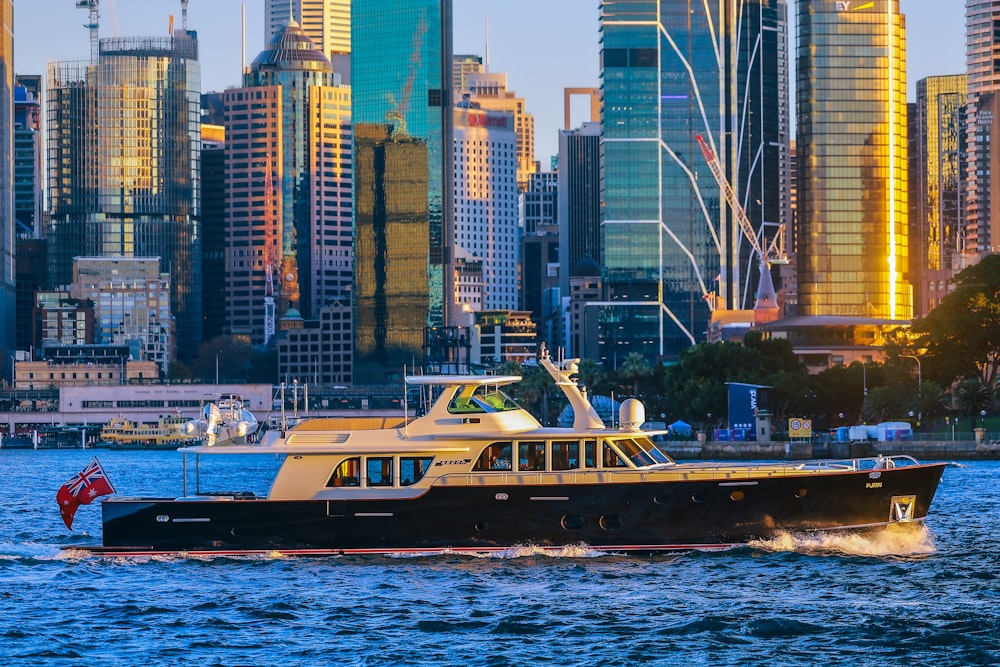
[453,103,519,312]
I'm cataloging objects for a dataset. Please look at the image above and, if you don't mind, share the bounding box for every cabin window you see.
[518,441,546,471]
[366,457,394,487]
[474,441,513,471]
[583,440,597,468]
[617,436,672,465]
[601,442,629,468]
[400,456,433,486]
[551,440,578,471]
[326,457,361,487]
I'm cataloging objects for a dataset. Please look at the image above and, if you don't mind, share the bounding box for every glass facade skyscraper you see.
[914,75,965,316]
[351,0,452,381]
[796,0,910,320]
[46,30,202,359]
[599,0,789,362]
[0,0,13,379]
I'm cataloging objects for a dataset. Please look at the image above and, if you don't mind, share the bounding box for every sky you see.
[14,0,965,165]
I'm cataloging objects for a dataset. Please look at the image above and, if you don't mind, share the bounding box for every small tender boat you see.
[181,394,260,446]
[100,413,200,450]
[78,348,946,557]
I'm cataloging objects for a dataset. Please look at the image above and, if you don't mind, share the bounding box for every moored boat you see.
[100,413,200,450]
[75,348,946,557]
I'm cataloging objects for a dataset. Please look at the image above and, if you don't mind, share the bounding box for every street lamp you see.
[900,354,922,427]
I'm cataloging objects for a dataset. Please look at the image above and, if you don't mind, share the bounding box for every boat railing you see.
[436,455,926,486]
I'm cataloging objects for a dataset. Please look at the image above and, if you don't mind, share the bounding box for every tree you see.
[617,352,652,396]
[912,254,1000,392]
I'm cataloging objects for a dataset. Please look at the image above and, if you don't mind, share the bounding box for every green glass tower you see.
[351,0,452,382]
[599,0,790,363]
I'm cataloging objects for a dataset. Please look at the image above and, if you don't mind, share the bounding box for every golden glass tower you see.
[796,0,911,320]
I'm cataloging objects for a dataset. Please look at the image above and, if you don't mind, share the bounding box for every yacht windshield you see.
[613,436,674,467]
[448,384,521,414]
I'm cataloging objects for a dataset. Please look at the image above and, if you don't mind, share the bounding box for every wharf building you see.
[0,0,14,382]
[598,0,790,363]
[223,22,352,347]
[45,30,202,359]
[452,102,519,312]
[913,75,966,317]
[795,0,911,321]
[352,0,454,383]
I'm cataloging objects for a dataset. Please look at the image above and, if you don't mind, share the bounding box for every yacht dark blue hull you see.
[87,462,946,556]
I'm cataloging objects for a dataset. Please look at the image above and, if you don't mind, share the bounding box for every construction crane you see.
[695,134,787,316]
[75,0,100,64]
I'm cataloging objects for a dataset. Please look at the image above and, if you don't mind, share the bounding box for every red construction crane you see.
[696,134,787,315]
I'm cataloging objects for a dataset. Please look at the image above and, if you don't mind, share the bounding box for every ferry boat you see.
[78,348,946,557]
[100,413,200,450]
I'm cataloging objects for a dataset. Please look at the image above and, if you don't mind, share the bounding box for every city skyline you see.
[14,0,964,165]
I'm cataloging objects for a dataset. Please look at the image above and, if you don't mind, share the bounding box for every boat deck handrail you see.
[432,455,929,486]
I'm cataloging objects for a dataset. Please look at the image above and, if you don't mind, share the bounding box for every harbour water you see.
[2,449,998,666]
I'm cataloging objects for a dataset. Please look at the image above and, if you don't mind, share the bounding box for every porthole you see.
[795,488,808,499]
[561,514,584,530]
[652,496,663,505]
[691,494,704,503]
[599,514,623,531]
[730,490,745,502]
[474,521,488,533]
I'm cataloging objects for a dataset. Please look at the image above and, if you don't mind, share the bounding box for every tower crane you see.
[695,134,787,317]
[75,0,100,64]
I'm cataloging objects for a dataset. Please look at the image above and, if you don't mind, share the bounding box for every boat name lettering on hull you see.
[435,459,472,466]
[866,481,883,489]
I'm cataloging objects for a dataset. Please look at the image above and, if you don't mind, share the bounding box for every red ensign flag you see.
[56,457,115,530]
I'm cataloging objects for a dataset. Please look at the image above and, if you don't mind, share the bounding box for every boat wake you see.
[749,524,936,558]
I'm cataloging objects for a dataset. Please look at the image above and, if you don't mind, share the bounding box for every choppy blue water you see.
[2,449,998,666]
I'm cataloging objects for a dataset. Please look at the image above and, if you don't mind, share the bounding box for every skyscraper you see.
[13,77,42,239]
[466,71,537,191]
[599,0,789,362]
[352,0,452,381]
[224,22,352,345]
[914,75,965,316]
[453,103,519,311]
[0,0,12,379]
[46,29,202,359]
[266,0,351,80]
[965,1,1000,260]
[796,0,910,320]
